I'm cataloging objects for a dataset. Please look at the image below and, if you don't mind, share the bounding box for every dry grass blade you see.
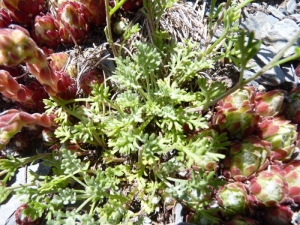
[160,2,207,45]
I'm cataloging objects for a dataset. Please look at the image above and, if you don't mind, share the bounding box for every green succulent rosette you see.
[255,89,285,117]
[213,87,259,138]
[282,160,300,203]
[258,117,297,162]
[219,86,256,110]
[217,182,249,215]
[227,136,271,181]
[249,171,288,207]
[213,105,260,138]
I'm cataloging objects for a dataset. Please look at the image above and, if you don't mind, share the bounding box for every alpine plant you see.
[0,28,77,99]
[57,1,90,44]
[249,170,288,207]
[1,0,47,26]
[255,89,285,117]
[258,117,297,161]
[0,0,298,222]
[32,13,60,48]
[0,109,53,150]
[78,0,106,25]
[0,70,48,111]
[217,182,249,216]
[213,86,259,138]
[0,8,12,28]
[225,136,271,181]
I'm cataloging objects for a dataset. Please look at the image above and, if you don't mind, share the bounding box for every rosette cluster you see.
[0,0,143,46]
[0,0,144,152]
[213,86,300,224]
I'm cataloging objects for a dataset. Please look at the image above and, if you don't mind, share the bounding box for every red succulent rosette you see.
[32,13,60,48]
[249,170,289,207]
[57,1,90,44]
[2,0,47,26]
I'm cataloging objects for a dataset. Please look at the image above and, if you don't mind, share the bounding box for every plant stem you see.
[109,0,128,16]
[75,196,93,213]
[187,29,300,112]
[5,182,36,191]
[242,29,300,85]
[104,0,118,57]
[71,175,88,188]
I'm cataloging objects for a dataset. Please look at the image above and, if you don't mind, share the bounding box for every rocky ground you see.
[0,0,300,224]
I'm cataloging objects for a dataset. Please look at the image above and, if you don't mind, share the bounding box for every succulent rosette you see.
[2,0,47,26]
[197,155,219,171]
[15,204,41,225]
[0,8,12,28]
[226,215,258,225]
[48,52,69,71]
[0,109,53,150]
[226,136,271,181]
[78,68,104,95]
[0,70,34,104]
[57,1,90,44]
[258,117,297,161]
[217,86,256,110]
[217,182,249,215]
[213,86,259,138]
[26,81,49,112]
[281,160,300,203]
[261,205,293,225]
[122,0,143,12]
[78,0,106,25]
[255,89,285,117]
[249,171,288,207]
[0,71,48,111]
[54,71,77,100]
[213,104,260,138]
[284,87,300,124]
[32,13,60,48]
[0,29,39,66]
[0,29,77,99]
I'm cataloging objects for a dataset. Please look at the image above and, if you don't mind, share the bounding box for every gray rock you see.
[286,0,297,14]
[292,209,300,225]
[278,0,296,15]
[290,13,300,23]
[261,18,300,57]
[175,203,184,223]
[240,11,279,40]
[251,3,261,8]
[0,162,51,225]
[241,11,300,57]
[281,63,299,89]
[255,66,286,87]
[278,6,288,15]
[100,51,116,77]
[243,70,265,89]
[268,5,285,19]
[244,44,286,87]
